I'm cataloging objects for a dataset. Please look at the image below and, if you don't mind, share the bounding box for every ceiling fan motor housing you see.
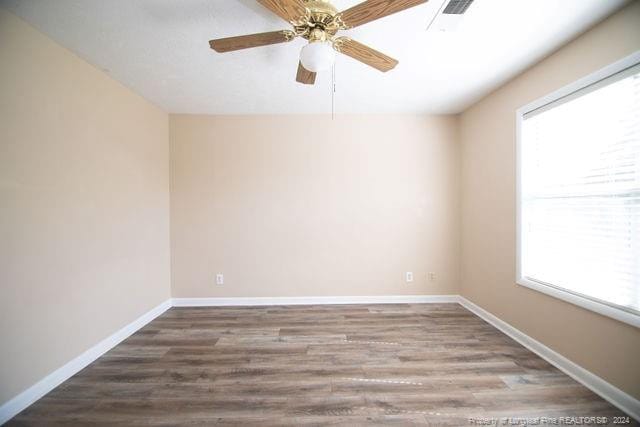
[296,0,341,40]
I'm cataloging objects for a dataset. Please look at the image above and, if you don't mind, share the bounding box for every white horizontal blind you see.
[521,63,640,315]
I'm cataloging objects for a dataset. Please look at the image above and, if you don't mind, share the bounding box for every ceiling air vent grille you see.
[443,0,474,15]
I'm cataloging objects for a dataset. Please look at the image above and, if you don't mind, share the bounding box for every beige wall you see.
[0,9,170,405]
[170,115,460,298]
[460,2,640,399]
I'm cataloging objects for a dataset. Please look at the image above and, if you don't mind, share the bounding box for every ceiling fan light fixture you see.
[300,41,335,73]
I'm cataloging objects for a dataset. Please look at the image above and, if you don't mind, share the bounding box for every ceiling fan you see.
[209,0,428,85]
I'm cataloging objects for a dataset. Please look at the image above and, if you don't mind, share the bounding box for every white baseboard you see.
[171,294,459,307]
[0,299,172,425]
[458,296,640,421]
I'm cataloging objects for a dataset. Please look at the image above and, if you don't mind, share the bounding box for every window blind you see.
[520,63,640,315]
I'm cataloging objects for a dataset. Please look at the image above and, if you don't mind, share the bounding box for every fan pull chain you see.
[331,62,336,120]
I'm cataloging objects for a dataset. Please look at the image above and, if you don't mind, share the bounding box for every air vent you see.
[443,0,474,15]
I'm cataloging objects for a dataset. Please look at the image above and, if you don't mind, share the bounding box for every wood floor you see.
[8,303,635,426]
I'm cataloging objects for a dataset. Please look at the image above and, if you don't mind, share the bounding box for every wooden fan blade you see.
[256,0,309,26]
[209,30,296,53]
[337,0,428,29]
[333,37,398,72]
[296,62,316,85]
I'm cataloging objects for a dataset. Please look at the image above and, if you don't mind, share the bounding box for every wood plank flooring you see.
[8,304,636,426]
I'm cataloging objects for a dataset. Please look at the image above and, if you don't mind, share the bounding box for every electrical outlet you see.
[405,272,414,283]
[429,272,436,282]
[216,274,224,285]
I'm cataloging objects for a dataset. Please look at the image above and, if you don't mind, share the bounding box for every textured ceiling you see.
[0,0,629,114]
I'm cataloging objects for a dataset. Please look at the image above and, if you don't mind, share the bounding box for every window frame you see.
[515,50,640,329]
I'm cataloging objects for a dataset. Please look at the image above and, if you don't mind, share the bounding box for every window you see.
[517,52,640,328]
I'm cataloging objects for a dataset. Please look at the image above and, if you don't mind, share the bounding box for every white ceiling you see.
[0,0,629,114]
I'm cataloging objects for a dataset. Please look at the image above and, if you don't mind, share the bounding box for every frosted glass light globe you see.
[300,41,336,73]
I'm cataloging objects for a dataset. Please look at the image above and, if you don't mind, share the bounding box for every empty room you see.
[1,0,639,425]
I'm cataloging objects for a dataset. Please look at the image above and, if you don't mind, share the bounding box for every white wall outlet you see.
[405,272,414,283]
[216,274,224,285]
[429,272,436,282]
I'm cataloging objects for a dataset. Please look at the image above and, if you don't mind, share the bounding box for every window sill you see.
[516,277,640,329]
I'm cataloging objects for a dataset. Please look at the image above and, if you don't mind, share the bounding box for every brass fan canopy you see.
[305,0,338,17]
